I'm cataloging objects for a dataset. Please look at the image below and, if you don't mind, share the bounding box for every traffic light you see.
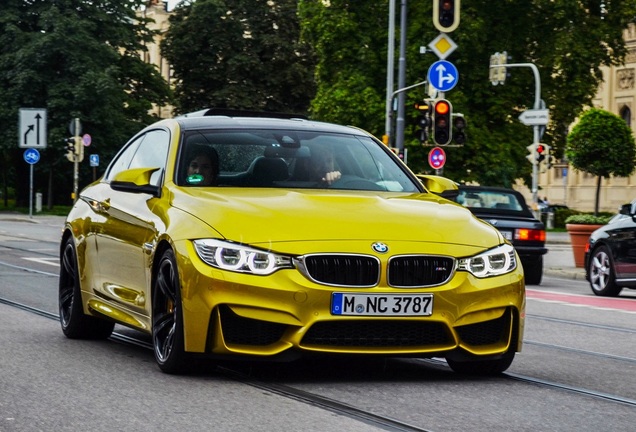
[414,100,432,143]
[489,51,509,85]
[536,143,547,163]
[65,136,83,162]
[65,137,76,162]
[433,0,460,33]
[453,114,466,144]
[433,99,452,145]
[526,143,536,164]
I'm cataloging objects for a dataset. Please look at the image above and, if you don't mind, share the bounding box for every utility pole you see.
[384,0,396,145]
[490,60,546,212]
[395,0,408,153]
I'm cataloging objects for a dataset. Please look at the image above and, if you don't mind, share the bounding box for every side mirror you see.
[619,203,634,215]
[416,174,459,199]
[110,167,162,197]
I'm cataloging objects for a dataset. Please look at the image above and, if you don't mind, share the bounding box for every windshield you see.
[455,189,526,212]
[177,129,419,192]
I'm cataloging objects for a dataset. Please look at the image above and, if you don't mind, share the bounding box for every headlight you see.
[457,244,517,278]
[193,239,293,275]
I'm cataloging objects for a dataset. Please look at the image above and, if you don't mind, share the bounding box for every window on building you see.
[620,106,631,127]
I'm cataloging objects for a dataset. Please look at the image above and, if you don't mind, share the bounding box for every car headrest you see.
[249,157,289,186]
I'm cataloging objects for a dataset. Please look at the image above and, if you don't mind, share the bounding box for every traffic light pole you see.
[394,0,408,152]
[384,0,396,145]
[502,62,542,210]
[73,118,80,203]
[388,79,428,147]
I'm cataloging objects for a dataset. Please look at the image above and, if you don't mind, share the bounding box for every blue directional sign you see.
[23,148,40,165]
[89,154,100,167]
[427,60,459,92]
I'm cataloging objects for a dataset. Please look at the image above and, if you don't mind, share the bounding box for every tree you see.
[298,0,636,188]
[566,108,636,215]
[297,1,387,137]
[0,0,172,207]
[161,0,315,115]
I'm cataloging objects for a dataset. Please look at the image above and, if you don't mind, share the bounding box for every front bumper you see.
[175,241,526,361]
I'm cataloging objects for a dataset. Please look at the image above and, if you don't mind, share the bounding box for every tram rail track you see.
[2,293,636,417]
[2,237,636,427]
[0,295,434,432]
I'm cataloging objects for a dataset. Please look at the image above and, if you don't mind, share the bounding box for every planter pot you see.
[565,224,603,268]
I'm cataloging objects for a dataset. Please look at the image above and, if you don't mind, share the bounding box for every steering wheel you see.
[328,175,385,191]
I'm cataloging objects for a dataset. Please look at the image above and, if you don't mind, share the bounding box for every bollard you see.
[547,211,554,229]
[35,192,42,213]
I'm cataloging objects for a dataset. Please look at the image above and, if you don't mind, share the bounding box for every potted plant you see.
[564,214,612,268]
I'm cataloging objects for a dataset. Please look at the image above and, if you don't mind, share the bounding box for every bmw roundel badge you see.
[371,242,389,253]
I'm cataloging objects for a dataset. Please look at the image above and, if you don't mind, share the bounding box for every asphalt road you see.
[1,213,635,431]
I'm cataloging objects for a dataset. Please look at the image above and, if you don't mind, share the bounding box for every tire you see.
[152,249,189,374]
[588,245,622,297]
[59,236,114,339]
[523,256,543,285]
[446,349,515,376]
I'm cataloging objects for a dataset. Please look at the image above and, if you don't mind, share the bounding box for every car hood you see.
[170,187,502,248]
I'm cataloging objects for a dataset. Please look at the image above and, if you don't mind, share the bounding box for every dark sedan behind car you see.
[453,186,547,285]
[585,200,636,296]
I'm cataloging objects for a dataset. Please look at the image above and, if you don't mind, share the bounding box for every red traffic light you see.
[433,0,460,32]
[433,99,452,145]
[536,144,546,154]
[435,100,450,115]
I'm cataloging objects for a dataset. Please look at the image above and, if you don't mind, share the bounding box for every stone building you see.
[533,24,636,212]
[141,0,174,118]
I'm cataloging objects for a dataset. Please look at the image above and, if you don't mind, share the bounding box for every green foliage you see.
[0,0,172,206]
[564,213,613,225]
[162,0,315,115]
[297,0,636,187]
[566,108,636,213]
[553,207,579,228]
[566,108,636,178]
[298,0,387,137]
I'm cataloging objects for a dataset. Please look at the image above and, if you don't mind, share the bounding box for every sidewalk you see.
[544,231,587,281]
[0,212,586,281]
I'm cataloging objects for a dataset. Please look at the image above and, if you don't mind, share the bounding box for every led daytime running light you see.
[457,244,517,278]
[194,239,292,275]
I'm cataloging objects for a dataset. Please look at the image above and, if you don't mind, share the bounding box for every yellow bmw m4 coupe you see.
[59,109,525,375]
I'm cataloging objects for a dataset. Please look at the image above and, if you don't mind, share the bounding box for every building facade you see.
[531,24,636,213]
[141,0,174,118]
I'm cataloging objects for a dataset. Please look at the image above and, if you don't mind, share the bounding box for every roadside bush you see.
[564,212,614,225]
[554,208,578,228]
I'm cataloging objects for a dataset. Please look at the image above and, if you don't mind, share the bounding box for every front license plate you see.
[331,293,433,316]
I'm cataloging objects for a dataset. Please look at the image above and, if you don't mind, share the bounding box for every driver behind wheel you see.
[308,147,341,185]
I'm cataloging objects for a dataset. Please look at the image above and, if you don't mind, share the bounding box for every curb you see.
[544,268,587,281]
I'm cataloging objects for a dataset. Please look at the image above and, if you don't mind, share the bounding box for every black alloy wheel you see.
[59,236,114,339]
[152,249,188,374]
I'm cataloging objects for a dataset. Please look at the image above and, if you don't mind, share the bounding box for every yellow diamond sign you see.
[428,33,457,60]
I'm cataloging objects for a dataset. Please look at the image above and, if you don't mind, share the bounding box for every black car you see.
[585,200,636,296]
[453,186,547,285]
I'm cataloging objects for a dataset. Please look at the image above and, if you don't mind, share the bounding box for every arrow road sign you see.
[519,109,550,126]
[19,108,47,148]
[427,60,459,92]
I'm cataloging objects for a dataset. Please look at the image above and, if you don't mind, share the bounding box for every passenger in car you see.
[185,146,219,186]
